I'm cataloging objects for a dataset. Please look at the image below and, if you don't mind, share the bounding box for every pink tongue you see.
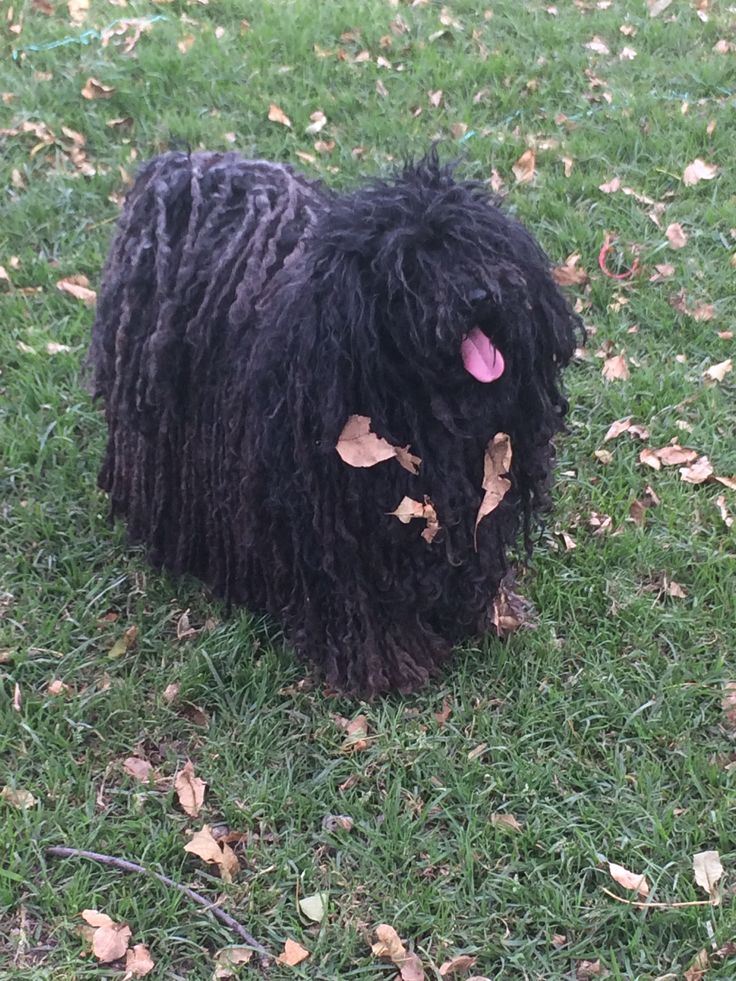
[461,327,505,382]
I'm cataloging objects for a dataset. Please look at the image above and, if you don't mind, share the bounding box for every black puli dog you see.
[88,149,581,695]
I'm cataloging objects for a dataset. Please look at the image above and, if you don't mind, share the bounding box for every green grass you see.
[1,0,735,978]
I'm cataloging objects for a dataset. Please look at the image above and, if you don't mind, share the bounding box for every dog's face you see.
[315,157,577,400]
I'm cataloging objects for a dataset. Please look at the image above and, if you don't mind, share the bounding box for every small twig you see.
[601,887,717,909]
[46,846,270,960]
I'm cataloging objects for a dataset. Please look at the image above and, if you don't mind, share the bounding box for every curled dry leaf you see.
[683,159,719,186]
[388,496,440,543]
[716,495,733,529]
[277,939,310,966]
[512,149,536,184]
[81,910,132,963]
[268,103,292,128]
[666,223,688,249]
[679,456,713,485]
[174,759,206,816]
[336,415,421,474]
[607,861,650,897]
[475,433,512,541]
[372,924,425,980]
[213,946,253,979]
[56,276,97,305]
[342,714,369,752]
[722,682,736,732]
[81,78,116,100]
[649,263,675,283]
[647,0,672,14]
[490,585,533,637]
[123,757,154,783]
[1,786,37,809]
[68,0,89,24]
[603,418,649,442]
[704,358,732,383]
[639,443,698,470]
[177,35,195,55]
[305,110,327,134]
[491,813,523,833]
[684,949,710,981]
[585,36,610,54]
[552,253,588,286]
[428,89,443,107]
[184,825,240,882]
[602,353,629,381]
[693,850,723,901]
[439,954,478,976]
[124,944,155,979]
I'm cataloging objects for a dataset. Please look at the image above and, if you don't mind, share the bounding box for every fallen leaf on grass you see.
[693,850,723,902]
[576,961,609,980]
[322,813,354,832]
[268,103,291,128]
[692,303,715,322]
[81,78,116,100]
[1,786,37,809]
[184,826,240,882]
[213,946,253,978]
[336,415,421,474]
[68,0,89,24]
[434,699,452,726]
[722,683,736,732]
[649,263,675,283]
[603,418,649,442]
[174,759,206,817]
[491,813,523,833]
[299,892,328,923]
[428,89,443,107]
[108,625,138,659]
[475,434,512,540]
[679,456,713,485]
[123,944,154,979]
[46,342,71,355]
[716,495,733,529]
[123,757,154,783]
[512,149,536,184]
[607,861,650,897]
[491,585,533,636]
[704,358,732,383]
[619,46,637,60]
[177,34,195,54]
[48,679,72,696]
[647,0,672,15]
[81,910,132,963]
[552,253,588,286]
[639,443,698,470]
[372,924,424,980]
[56,275,96,305]
[684,949,710,981]
[277,939,310,966]
[602,354,629,381]
[341,714,369,752]
[439,955,478,976]
[388,496,440,543]
[683,159,719,186]
[585,36,610,54]
[305,110,327,134]
[666,223,688,249]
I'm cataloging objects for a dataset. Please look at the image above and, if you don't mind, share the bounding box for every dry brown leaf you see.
[68,0,89,24]
[716,495,733,529]
[683,159,719,186]
[603,418,649,442]
[684,949,710,981]
[491,813,523,833]
[647,0,672,15]
[490,585,533,636]
[704,358,732,382]
[184,826,240,882]
[277,939,310,966]
[692,303,715,322]
[439,955,478,976]
[177,35,195,54]
[599,177,621,193]
[602,353,629,381]
[715,475,736,490]
[336,415,420,474]
[665,579,687,599]
[48,679,71,696]
[714,38,734,54]
[693,850,723,901]
[108,625,138,659]
[388,496,439,543]
[174,760,206,817]
[475,434,512,540]
[649,263,675,283]
[666,223,688,249]
[305,110,327,134]
[1,786,37,809]
[124,944,155,979]
[213,946,254,978]
[314,139,335,154]
[576,962,609,980]
[81,910,132,963]
[512,149,536,184]
[679,456,713,485]
[607,861,650,897]
[123,757,153,783]
[268,103,292,128]
[46,342,72,355]
[619,46,637,60]
[640,443,697,469]
[81,78,116,100]
[552,253,588,286]
[585,36,610,54]
[561,156,574,177]
[722,682,736,731]
[371,925,424,980]
[342,714,369,752]
[428,89,443,107]
[56,276,97,305]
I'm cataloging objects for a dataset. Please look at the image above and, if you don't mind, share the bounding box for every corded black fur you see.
[88,149,581,695]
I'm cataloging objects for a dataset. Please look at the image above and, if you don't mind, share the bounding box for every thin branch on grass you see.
[46,846,270,960]
[601,887,717,909]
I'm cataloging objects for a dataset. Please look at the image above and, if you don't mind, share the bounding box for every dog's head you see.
[307,153,581,408]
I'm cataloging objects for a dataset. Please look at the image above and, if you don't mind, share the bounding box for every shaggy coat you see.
[88,151,580,694]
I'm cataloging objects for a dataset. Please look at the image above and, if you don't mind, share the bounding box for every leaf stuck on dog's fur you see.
[336,415,421,474]
[388,496,439,543]
[475,433,512,540]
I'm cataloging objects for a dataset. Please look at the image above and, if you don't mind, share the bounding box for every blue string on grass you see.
[11,15,168,61]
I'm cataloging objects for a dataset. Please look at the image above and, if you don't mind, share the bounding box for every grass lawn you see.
[1,0,735,977]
